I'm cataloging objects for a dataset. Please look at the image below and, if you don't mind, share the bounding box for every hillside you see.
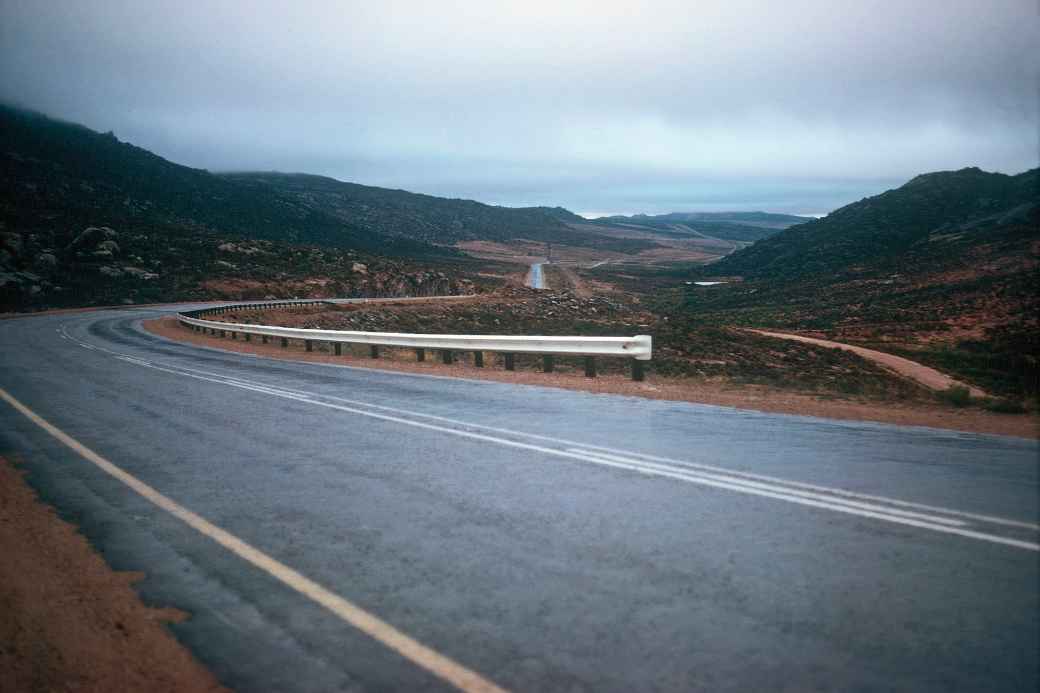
[223,172,650,252]
[661,168,1040,398]
[0,106,613,253]
[0,106,413,254]
[0,106,530,310]
[707,167,1037,279]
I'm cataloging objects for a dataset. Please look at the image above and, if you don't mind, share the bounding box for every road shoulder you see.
[0,455,226,693]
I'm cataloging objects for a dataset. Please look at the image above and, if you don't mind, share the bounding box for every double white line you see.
[61,322,1040,552]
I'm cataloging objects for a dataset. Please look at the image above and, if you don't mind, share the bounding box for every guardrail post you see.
[415,348,425,362]
[305,339,313,352]
[631,360,645,382]
[504,353,515,371]
[370,345,379,359]
[220,330,226,338]
[585,356,596,378]
[442,350,453,365]
[474,351,484,367]
[334,343,341,356]
[281,337,288,348]
[231,332,237,340]
[244,333,250,342]
[542,355,554,373]
[261,335,268,344]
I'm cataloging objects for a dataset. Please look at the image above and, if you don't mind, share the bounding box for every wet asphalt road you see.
[1,306,1037,692]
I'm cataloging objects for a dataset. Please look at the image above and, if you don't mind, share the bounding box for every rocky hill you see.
[0,218,505,312]
[669,167,1039,398]
[706,167,1038,279]
[0,106,592,255]
[222,172,643,251]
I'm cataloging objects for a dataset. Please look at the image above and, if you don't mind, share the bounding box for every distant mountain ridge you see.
[597,210,809,242]
[604,211,809,228]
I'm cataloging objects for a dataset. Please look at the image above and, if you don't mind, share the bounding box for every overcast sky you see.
[2,1,1037,216]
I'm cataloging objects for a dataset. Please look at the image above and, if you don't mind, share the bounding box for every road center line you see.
[566,449,968,527]
[0,386,508,693]
[126,343,1039,532]
[105,357,1040,551]
[59,321,1040,550]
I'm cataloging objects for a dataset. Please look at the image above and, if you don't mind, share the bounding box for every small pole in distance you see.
[632,360,646,382]
[370,345,379,359]
[416,348,425,362]
[585,356,596,378]
[543,355,554,373]
[504,353,515,371]
[474,351,484,368]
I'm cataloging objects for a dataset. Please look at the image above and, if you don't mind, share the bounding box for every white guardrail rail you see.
[177,298,653,380]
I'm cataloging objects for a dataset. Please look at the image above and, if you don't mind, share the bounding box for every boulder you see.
[68,226,118,252]
[0,231,23,255]
[122,266,159,280]
[33,253,58,272]
[96,239,120,255]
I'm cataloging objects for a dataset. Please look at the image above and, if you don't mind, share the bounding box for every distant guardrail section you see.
[177,298,652,380]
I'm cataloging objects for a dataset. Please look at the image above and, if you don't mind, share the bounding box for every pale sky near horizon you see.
[1,0,1037,216]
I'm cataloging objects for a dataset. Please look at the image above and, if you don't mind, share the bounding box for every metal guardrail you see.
[177,298,653,380]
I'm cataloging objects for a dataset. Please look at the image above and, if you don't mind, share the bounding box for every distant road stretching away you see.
[526,262,545,289]
[1,305,1037,692]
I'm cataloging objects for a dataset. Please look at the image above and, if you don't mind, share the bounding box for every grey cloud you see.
[1,0,1036,215]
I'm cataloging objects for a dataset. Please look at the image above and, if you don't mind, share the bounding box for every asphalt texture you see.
[1,305,1037,692]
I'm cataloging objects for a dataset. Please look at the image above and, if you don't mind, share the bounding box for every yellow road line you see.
[0,386,507,693]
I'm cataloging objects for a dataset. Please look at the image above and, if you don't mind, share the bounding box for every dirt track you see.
[749,330,989,397]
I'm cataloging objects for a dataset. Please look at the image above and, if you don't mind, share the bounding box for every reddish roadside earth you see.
[0,455,227,693]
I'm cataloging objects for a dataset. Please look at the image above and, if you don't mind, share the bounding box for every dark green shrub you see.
[983,398,1028,414]
[937,385,972,408]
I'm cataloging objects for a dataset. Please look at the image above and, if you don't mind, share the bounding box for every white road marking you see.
[566,449,968,526]
[0,386,507,693]
[144,354,1040,532]
[59,322,1040,550]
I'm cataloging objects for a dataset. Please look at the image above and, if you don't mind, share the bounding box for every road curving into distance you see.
[1,304,1037,692]
[526,262,545,289]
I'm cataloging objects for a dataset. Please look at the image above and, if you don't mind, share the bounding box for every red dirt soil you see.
[146,316,1037,439]
[0,456,227,693]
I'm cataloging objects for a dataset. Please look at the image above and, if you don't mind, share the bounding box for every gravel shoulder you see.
[0,455,227,693]
[147,316,1037,439]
